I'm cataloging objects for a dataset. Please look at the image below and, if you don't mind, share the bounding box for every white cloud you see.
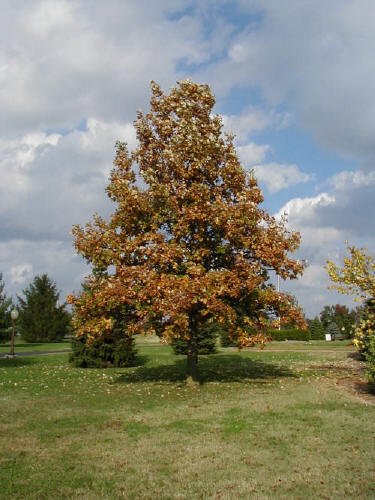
[275,193,335,227]
[27,0,76,36]
[237,142,269,167]
[0,0,206,138]
[1,239,88,300]
[273,169,375,316]
[199,0,375,165]
[222,107,275,141]
[329,169,375,191]
[9,264,33,285]
[298,227,344,250]
[297,264,328,289]
[0,118,136,242]
[253,163,311,193]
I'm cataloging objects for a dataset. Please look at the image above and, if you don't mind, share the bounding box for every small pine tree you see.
[0,273,12,342]
[70,334,137,368]
[309,317,324,340]
[17,274,71,342]
[171,322,218,355]
[69,276,138,367]
[326,321,340,340]
[69,303,138,367]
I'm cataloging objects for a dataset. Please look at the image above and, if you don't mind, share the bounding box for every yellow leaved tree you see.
[326,244,375,352]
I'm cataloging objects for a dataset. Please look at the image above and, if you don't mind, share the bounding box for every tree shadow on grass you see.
[199,354,294,383]
[130,354,148,368]
[0,357,37,368]
[115,353,295,385]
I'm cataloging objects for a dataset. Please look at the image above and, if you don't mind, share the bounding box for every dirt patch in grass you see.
[317,354,375,406]
[334,377,375,406]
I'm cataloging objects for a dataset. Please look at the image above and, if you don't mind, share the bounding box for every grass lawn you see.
[0,339,71,354]
[263,340,353,351]
[0,340,374,499]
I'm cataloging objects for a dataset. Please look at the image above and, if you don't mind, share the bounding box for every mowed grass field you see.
[0,337,374,499]
[0,339,71,354]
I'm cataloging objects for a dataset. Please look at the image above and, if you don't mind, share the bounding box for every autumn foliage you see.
[68,80,306,379]
[326,244,375,301]
[326,244,375,353]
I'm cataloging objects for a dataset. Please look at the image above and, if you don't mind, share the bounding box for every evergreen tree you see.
[0,273,12,342]
[17,274,71,342]
[332,304,356,337]
[326,321,340,340]
[171,322,218,355]
[69,288,138,367]
[320,305,334,330]
[309,316,324,340]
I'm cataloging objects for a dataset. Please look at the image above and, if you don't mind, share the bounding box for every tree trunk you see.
[186,326,199,384]
[186,350,199,382]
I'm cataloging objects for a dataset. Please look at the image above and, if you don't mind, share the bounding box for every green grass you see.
[263,340,354,351]
[0,342,374,499]
[0,339,71,354]
[0,336,353,355]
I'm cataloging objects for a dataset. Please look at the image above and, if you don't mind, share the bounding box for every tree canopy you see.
[68,80,306,380]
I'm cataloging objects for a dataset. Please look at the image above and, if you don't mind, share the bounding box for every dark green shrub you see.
[171,323,219,355]
[0,326,11,343]
[269,329,311,341]
[70,335,137,368]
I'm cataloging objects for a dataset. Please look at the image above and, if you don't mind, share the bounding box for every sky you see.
[1,0,375,318]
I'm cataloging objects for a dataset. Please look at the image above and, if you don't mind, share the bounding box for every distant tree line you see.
[308,303,359,340]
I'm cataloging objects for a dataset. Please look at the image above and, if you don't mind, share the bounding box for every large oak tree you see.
[69,80,305,381]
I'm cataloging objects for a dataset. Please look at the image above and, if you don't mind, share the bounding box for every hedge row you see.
[268,329,311,341]
[221,327,317,345]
